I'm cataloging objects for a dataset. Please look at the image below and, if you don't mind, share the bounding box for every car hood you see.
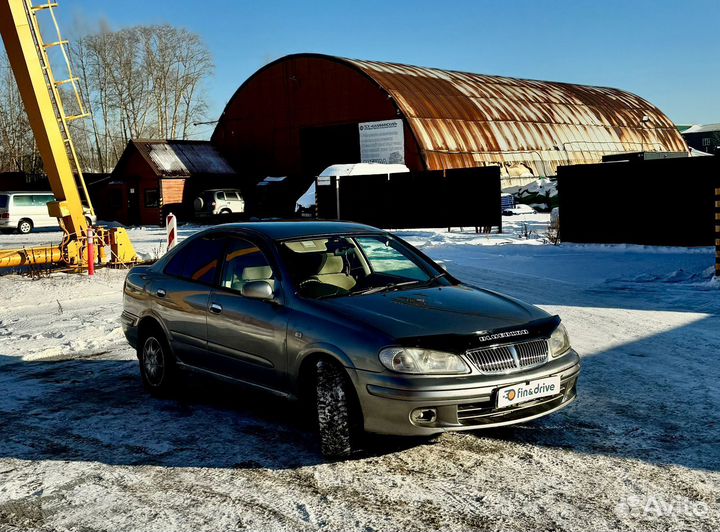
[314,284,551,343]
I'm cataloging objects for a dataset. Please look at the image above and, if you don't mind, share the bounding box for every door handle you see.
[156,288,166,298]
[209,302,223,314]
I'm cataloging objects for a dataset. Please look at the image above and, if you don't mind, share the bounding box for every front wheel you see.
[139,328,177,397]
[315,360,361,458]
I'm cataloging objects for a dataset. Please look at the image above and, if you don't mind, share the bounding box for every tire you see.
[220,208,231,215]
[17,219,33,234]
[138,327,178,397]
[315,359,360,458]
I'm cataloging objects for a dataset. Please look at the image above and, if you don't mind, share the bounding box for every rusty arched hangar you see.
[211,53,687,194]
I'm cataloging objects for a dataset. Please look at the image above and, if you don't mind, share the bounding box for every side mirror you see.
[241,280,274,300]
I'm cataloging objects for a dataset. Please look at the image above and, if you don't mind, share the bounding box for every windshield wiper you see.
[349,279,423,296]
[425,270,448,285]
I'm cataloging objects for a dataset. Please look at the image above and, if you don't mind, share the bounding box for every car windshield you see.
[280,234,450,299]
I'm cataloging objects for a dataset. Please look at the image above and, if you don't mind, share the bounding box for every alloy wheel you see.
[142,337,165,386]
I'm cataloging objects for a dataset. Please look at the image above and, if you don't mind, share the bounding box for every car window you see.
[35,195,54,206]
[281,234,444,299]
[164,236,225,285]
[355,237,428,281]
[216,191,226,201]
[0,195,8,209]
[232,192,242,201]
[220,237,274,293]
[12,195,33,207]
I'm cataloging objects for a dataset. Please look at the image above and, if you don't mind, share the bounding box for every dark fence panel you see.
[445,167,501,228]
[317,166,500,229]
[557,156,720,246]
[316,176,338,220]
[340,173,390,227]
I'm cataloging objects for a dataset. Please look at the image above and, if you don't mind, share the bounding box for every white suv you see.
[0,191,95,234]
[193,189,245,217]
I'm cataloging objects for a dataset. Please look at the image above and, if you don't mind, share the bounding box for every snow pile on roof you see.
[318,163,409,177]
[143,141,235,177]
[296,182,316,208]
[504,177,558,198]
[689,147,714,157]
[682,123,720,134]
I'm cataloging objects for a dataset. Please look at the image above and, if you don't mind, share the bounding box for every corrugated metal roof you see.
[342,58,688,177]
[133,140,235,177]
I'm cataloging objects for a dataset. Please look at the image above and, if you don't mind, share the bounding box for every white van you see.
[0,191,94,234]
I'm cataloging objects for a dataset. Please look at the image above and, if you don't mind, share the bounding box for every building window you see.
[144,188,160,208]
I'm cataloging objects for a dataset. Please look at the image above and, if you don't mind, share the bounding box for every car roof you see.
[209,220,385,240]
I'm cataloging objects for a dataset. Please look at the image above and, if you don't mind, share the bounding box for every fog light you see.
[410,408,437,424]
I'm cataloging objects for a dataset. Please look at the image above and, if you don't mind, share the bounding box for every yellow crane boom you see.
[0,0,137,269]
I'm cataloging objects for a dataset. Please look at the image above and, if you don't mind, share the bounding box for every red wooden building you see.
[94,140,236,225]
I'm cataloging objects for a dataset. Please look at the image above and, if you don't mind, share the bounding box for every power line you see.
[67,122,215,141]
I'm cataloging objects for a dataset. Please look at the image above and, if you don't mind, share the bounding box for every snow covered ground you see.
[0,215,718,531]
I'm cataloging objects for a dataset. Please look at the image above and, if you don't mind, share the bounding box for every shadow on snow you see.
[0,354,425,470]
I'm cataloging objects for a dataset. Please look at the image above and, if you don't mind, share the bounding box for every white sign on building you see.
[359,119,405,165]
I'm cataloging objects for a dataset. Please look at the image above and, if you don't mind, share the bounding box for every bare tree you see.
[1,22,213,175]
[140,25,213,139]
[69,23,214,171]
[0,51,42,173]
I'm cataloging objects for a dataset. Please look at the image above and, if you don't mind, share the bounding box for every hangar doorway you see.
[300,123,360,179]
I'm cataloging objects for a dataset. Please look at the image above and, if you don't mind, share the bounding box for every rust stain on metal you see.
[344,58,687,176]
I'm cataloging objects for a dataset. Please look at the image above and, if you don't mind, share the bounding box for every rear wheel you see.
[138,327,177,397]
[17,219,33,234]
[219,208,231,215]
[315,359,361,458]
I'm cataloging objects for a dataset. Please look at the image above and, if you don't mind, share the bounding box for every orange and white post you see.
[166,212,177,252]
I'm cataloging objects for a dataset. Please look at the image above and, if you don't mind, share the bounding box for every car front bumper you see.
[354,350,580,436]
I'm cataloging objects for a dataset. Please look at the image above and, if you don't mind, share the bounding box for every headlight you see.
[549,323,571,357]
[379,347,470,375]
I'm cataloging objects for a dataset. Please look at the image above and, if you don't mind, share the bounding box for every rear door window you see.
[165,235,226,285]
[219,237,274,293]
[0,195,8,209]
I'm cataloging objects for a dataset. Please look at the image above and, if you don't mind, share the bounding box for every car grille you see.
[464,338,549,374]
[456,374,578,426]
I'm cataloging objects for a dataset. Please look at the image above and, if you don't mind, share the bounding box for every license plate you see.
[496,376,561,408]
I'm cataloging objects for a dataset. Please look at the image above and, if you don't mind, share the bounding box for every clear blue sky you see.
[55,0,719,137]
